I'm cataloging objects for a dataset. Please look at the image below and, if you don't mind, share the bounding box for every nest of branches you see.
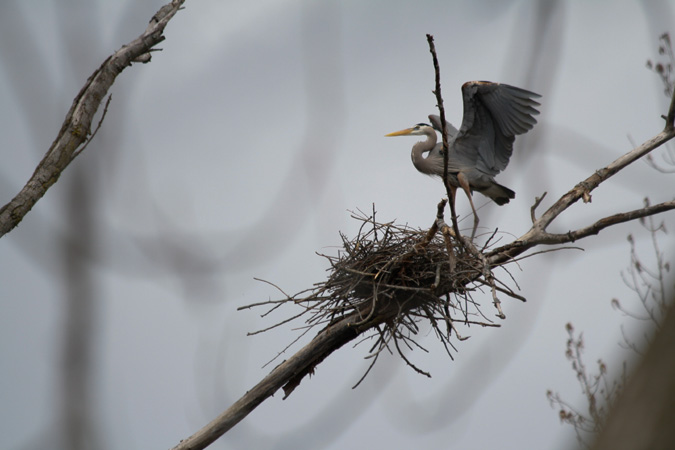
[245,201,525,387]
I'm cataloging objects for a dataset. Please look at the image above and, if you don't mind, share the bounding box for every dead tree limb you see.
[487,96,675,266]
[172,311,371,450]
[0,0,186,239]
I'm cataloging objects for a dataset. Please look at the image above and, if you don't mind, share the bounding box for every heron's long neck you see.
[411,131,438,175]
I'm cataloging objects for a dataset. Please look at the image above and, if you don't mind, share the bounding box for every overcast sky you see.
[1,1,674,449]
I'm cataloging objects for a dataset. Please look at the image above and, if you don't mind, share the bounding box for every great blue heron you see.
[386,81,541,237]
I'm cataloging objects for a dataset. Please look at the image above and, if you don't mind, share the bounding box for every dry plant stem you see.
[0,0,186,239]
[488,89,675,266]
[426,34,462,240]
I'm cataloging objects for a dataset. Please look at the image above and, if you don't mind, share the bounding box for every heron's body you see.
[406,124,516,205]
[386,81,541,236]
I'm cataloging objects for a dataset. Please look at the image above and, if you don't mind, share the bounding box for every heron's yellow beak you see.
[385,128,414,137]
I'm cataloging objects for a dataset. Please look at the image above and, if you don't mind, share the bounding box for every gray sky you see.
[1,1,674,449]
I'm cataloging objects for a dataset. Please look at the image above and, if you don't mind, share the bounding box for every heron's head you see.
[385,123,433,137]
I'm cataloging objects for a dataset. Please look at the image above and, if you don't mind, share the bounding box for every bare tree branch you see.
[172,312,364,450]
[546,200,675,243]
[0,0,186,239]
[487,101,675,266]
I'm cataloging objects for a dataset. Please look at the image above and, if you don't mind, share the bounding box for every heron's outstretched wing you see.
[453,81,541,176]
[428,114,459,140]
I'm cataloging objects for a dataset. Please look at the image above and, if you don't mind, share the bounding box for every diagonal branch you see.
[536,128,675,233]
[487,87,675,266]
[171,311,368,450]
[0,0,186,239]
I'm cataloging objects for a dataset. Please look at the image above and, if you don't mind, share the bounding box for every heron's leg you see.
[457,172,479,240]
[442,182,462,245]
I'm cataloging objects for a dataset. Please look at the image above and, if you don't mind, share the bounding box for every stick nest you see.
[245,207,523,383]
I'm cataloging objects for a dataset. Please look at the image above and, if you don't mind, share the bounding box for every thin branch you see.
[531,192,548,223]
[548,200,675,243]
[0,0,186,239]
[426,34,461,240]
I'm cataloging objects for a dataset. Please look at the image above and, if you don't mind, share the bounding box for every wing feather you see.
[453,81,541,176]
[428,114,459,140]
